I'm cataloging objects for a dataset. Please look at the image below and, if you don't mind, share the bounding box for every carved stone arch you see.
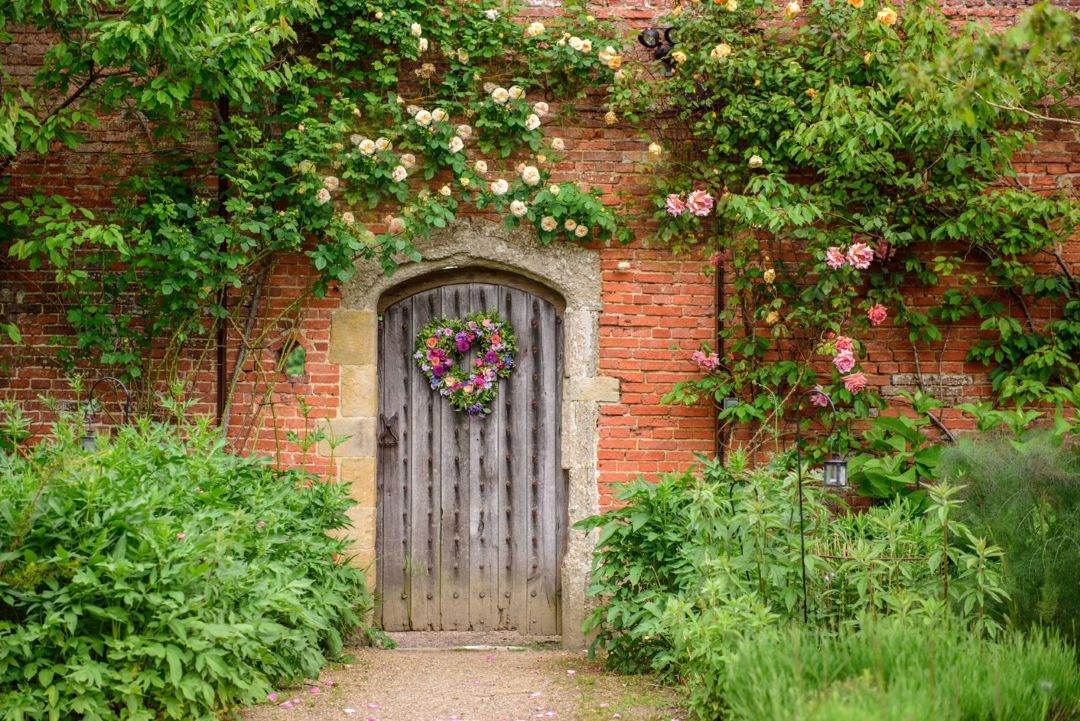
[324,218,617,648]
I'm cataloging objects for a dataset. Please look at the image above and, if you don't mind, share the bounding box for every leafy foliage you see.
[0,418,371,720]
[615,0,1080,437]
[0,0,627,388]
[577,450,1008,678]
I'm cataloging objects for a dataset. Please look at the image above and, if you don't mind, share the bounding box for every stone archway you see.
[323,218,616,648]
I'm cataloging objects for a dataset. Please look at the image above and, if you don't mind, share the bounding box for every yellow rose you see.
[806,88,819,99]
[725,0,738,9]
[784,0,800,18]
[864,51,873,64]
[672,50,688,64]
[604,110,618,125]
[876,6,898,25]
[849,0,864,7]
[710,43,733,61]
[763,268,776,284]
[766,310,780,325]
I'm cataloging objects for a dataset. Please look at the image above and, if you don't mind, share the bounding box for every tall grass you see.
[720,620,1080,721]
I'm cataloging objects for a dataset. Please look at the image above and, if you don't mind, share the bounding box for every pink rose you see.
[847,242,875,270]
[825,246,846,269]
[810,386,829,407]
[692,350,720,372]
[685,189,715,217]
[834,336,855,353]
[843,371,868,393]
[833,351,856,373]
[665,193,687,217]
[867,304,888,326]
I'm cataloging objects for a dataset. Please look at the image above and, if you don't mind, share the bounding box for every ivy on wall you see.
[608,0,1079,445]
[0,0,627,396]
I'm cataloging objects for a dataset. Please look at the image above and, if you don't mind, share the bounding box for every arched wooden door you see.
[376,278,566,634]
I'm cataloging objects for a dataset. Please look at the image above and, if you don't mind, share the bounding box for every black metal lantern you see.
[81,376,132,451]
[722,396,740,411]
[823,453,849,488]
[637,26,678,76]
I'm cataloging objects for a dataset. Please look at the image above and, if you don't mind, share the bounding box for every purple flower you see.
[467,403,484,416]
[484,350,499,364]
[433,365,446,378]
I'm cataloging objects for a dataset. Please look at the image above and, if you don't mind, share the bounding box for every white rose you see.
[316,188,331,205]
[490,178,509,196]
[341,211,355,225]
[323,176,340,191]
[374,10,383,20]
[349,133,364,146]
[456,124,473,139]
[415,109,433,126]
[510,200,528,218]
[439,185,452,196]
[525,21,545,38]
[418,37,429,52]
[748,154,764,168]
[297,159,314,174]
[448,136,464,153]
[410,23,422,37]
[521,165,541,186]
[533,101,549,116]
[550,184,561,195]
[400,153,416,169]
[483,82,496,93]
[784,0,800,17]
[474,160,488,173]
[484,8,499,20]
[563,218,577,231]
[491,87,510,104]
[551,137,565,151]
[359,139,376,156]
[575,224,589,238]
[568,36,584,51]
[375,137,391,151]
[392,165,408,182]
[525,114,541,131]
[540,216,558,232]
[580,39,593,53]
[509,85,525,99]
[648,142,663,156]
[431,108,448,122]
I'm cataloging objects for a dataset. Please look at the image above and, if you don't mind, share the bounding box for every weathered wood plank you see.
[408,290,441,630]
[439,285,471,630]
[377,302,411,631]
[469,284,501,630]
[498,287,530,631]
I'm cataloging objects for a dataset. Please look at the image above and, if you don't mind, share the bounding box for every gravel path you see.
[241,647,683,721]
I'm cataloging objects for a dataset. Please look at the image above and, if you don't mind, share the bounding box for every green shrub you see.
[0,418,371,721]
[943,429,1080,643]
[718,621,1080,721]
[579,451,1008,675]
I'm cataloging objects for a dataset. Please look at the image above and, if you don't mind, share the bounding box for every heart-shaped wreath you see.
[413,310,518,417]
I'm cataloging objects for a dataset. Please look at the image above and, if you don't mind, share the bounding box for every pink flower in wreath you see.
[685,189,715,217]
[867,304,888,326]
[426,336,438,349]
[833,351,856,374]
[665,193,687,217]
[843,371,868,393]
[847,242,875,269]
[482,318,493,328]
[834,335,855,353]
[825,246,846,269]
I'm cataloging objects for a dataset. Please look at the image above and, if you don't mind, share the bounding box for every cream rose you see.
[392,165,408,182]
[456,124,473,139]
[448,136,464,153]
[525,21,545,38]
[521,166,541,186]
[510,200,528,218]
[525,114,541,131]
[431,108,448,122]
[490,178,509,196]
[491,87,510,104]
[474,160,488,174]
[359,139,376,156]
[540,216,557,232]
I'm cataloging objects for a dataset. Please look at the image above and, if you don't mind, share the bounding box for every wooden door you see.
[376,280,565,634]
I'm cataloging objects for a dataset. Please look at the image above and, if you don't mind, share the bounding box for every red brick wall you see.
[2,1,1078,512]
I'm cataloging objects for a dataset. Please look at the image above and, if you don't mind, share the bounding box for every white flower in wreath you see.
[525,114,541,131]
[510,200,528,218]
[490,178,509,196]
[448,136,464,153]
[521,166,541,186]
[491,87,510,104]
[392,165,409,183]
[540,216,558,232]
